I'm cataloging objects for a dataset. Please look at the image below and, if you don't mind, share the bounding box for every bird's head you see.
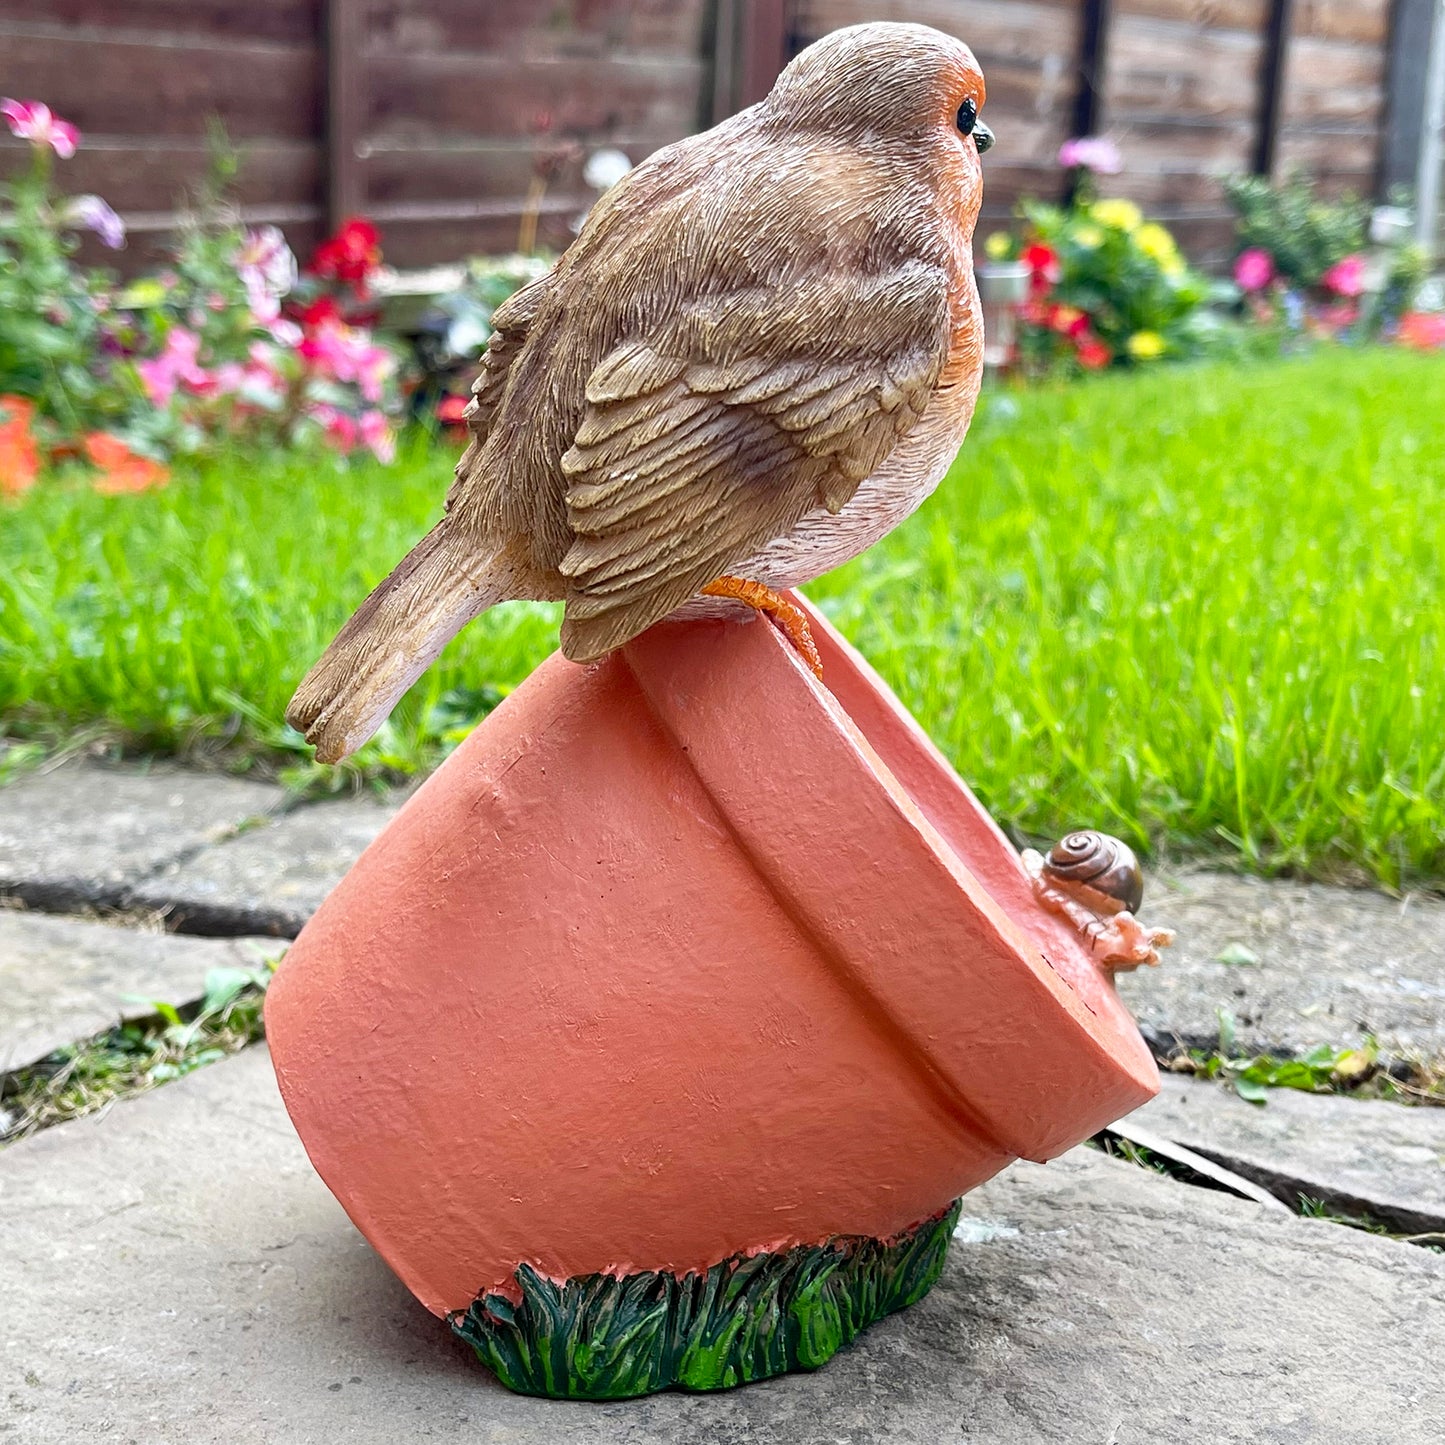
[763,22,992,166]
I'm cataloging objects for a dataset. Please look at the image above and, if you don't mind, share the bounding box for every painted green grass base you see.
[449,1200,962,1399]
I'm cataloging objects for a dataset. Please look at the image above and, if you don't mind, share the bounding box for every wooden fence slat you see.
[1253,0,1293,173]
[0,0,321,45]
[0,30,321,139]
[325,0,365,230]
[1072,0,1115,138]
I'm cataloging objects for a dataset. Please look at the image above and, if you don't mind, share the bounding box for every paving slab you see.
[1119,868,1445,1063]
[0,762,283,913]
[2,1047,1442,1443]
[1133,1072,1445,1236]
[0,909,282,1075]
[131,795,401,936]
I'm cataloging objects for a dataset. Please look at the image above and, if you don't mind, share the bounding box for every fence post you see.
[325,0,366,233]
[712,0,789,120]
[1066,0,1113,201]
[1252,0,1293,176]
[1070,0,1113,139]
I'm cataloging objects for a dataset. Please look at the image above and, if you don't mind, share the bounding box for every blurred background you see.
[2,0,1440,272]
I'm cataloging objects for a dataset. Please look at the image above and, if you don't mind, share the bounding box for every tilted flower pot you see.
[266,595,1159,1399]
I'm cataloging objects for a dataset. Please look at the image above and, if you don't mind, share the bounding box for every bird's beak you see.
[974,120,995,155]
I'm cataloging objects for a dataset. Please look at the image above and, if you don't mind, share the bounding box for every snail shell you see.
[1043,831,1144,915]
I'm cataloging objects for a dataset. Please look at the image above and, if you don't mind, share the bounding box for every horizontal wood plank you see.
[1288,0,1391,43]
[1111,0,1268,29]
[366,0,707,59]
[366,53,703,143]
[0,0,320,44]
[0,32,321,139]
[0,137,320,214]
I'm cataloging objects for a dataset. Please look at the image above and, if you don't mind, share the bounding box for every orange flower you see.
[84,432,170,494]
[0,395,41,499]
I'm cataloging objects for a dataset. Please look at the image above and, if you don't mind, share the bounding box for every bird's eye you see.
[956,98,977,136]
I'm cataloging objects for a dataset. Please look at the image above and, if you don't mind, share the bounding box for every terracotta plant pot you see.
[266,597,1158,1398]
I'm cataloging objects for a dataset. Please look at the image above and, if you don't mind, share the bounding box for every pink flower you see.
[360,410,395,463]
[1321,254,1365,298]
[235,225,297,321]
[1233,248,1275,292]
[1058,136,1123,174]
[63,193,125,248]
[308,403,358,452]
[136,327,208,408]
[1,98,80,157]
[299,318,393,401]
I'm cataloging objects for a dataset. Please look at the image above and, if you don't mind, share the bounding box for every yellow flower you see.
[984,231,1013,260]
[1134,222,1178,264]
[1126,330,1165,361]
[1072,223,1105,249]
[1092,199,1142,233]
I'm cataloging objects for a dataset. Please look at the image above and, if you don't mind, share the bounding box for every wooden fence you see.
[0,0,1424,273]
[791,0,1393,264]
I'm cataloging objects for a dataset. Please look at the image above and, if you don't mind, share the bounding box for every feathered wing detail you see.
[448,271,556,510]
[285,273,560,763]
[557,261,951,661]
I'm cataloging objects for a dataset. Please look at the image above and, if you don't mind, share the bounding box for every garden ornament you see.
[269,21,1172,1403]
[287,21,995,763]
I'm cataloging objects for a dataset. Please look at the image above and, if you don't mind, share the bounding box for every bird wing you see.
[557,259,951,661]
[449,271,555,505]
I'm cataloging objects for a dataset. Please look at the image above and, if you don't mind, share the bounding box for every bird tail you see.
[286,518,505,764]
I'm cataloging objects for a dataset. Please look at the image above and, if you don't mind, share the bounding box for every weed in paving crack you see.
[0,960,276,1146]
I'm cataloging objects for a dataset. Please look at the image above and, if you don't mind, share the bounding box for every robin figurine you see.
[288,20,993,763]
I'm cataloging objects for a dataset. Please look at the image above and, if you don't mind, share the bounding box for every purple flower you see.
[64,193,126,249]
[1058,136,1123,175]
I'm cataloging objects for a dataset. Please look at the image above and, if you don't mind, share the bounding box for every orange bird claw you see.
[702,577,824,681]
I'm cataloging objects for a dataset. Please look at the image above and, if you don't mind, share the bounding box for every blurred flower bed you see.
[1,101,402,499]
[979,137,1441,378]
[4,98,1443,505]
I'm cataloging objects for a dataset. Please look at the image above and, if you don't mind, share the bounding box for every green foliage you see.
[1,956,277,1144]
[1224,172,1368,291]
[0,148,122,436]
[450,1200,961,1398]
[4,351,1445,886]
[1021,197,1217,365]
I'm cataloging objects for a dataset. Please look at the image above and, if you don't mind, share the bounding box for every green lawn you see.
[4,348,1444,887]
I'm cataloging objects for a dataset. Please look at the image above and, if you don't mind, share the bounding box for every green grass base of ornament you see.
[448,1198,963,1400]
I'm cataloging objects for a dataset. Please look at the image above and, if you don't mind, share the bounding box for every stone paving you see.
[4,1046,1441,1444]
[1119,868,1445,1063]
[0,909,281,1074]
[2,760,1443,1439]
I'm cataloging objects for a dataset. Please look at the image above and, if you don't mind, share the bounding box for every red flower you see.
[309,218,382,297]
[436,395,470,428]
[1076,336,1111,370]
[1021,242,1061,297]
[1050,304,1090,338]
[295,295,342,329]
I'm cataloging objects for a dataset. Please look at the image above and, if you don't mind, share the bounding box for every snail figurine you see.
[1021,831,1174,971]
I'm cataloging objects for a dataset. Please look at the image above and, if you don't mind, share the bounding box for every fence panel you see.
[0,0,1406,272]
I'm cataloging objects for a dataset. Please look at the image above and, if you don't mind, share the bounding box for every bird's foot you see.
[702,576,824,680]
